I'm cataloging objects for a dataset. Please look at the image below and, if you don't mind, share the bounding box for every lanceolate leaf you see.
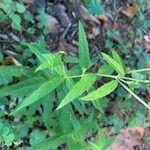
[0,66,29,76]
[78,22,90,70]
[32,133,71,150]
[112,50,125,69]
[0,77,46,97]
[11,77,63,115]
[102,53,125,76]
[81,80,118,101]
[57,73,96,110]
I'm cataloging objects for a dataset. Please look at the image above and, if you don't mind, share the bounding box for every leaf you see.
[0,77,46,97]
[10,14,21,30]
[11,77,63,115]
[32,134,71,150]
[0,11,7,22]
[112,50,125,69]
[35,54,61,72]
[90,142,101,150]
[15,2,26,13]
[0,66,29,76]
[0,120,15,146]
[98,64,114,75]
[118,80,150,110]
[102,52,125,76]
[64,56,79,64]
[78,22,90,70]
[57,73,96,110]
[0,74,12,85]
[88,3,104,15]
[30,130,47,146]
[122,3,138,19]
[81,80,118,101]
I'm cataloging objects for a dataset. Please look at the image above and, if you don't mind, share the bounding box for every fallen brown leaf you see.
[109,127,145,150]
[122,3,138,19]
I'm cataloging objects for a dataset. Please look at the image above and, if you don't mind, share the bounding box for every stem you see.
[127,68,150,74]
[118,79,150,110]
[121,76,150,83]
[69,75,83,79]
[96,73,118,79]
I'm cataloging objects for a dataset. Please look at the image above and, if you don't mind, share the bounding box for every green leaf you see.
[0,74,12,85]
[88,2,104,15]
[102,52,125,76]
[30,130,47,146]
[0,0,13,13]
[57,73,96,110]
[112,50,125,69]
[78,22,90,70]
[35,54,61,72]
[15,2,26,13]
[118,80,150,110]
[98,64,114,75]
[32,134,71,150]
[24,11,34,23]
[81,80,118,101]
[64,56,79,64]
[90,142,101,150]
[11,77,63,115]
[0,11,7,22]
[0,66,29,76]
[0,77,46,97]
[10,13,21,30]
[0,120,15,146]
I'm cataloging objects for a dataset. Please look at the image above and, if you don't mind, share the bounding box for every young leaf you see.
[118,80,150,110]
[102,52,125,76]
[57,73,96,110]
[35,54,61,72]
[11,77,63,115]
[81,80,118,101]
[78,22,90,70]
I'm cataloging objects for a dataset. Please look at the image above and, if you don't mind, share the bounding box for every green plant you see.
[0,0,25,30]
[84,0,104,15]
[0,120,15,147]
[0,19,150,149]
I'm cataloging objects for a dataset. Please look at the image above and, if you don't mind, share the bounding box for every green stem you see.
[127,68,150,74]
[117,79,150,110]
[121,76,150,83]
[96,73,118,79]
